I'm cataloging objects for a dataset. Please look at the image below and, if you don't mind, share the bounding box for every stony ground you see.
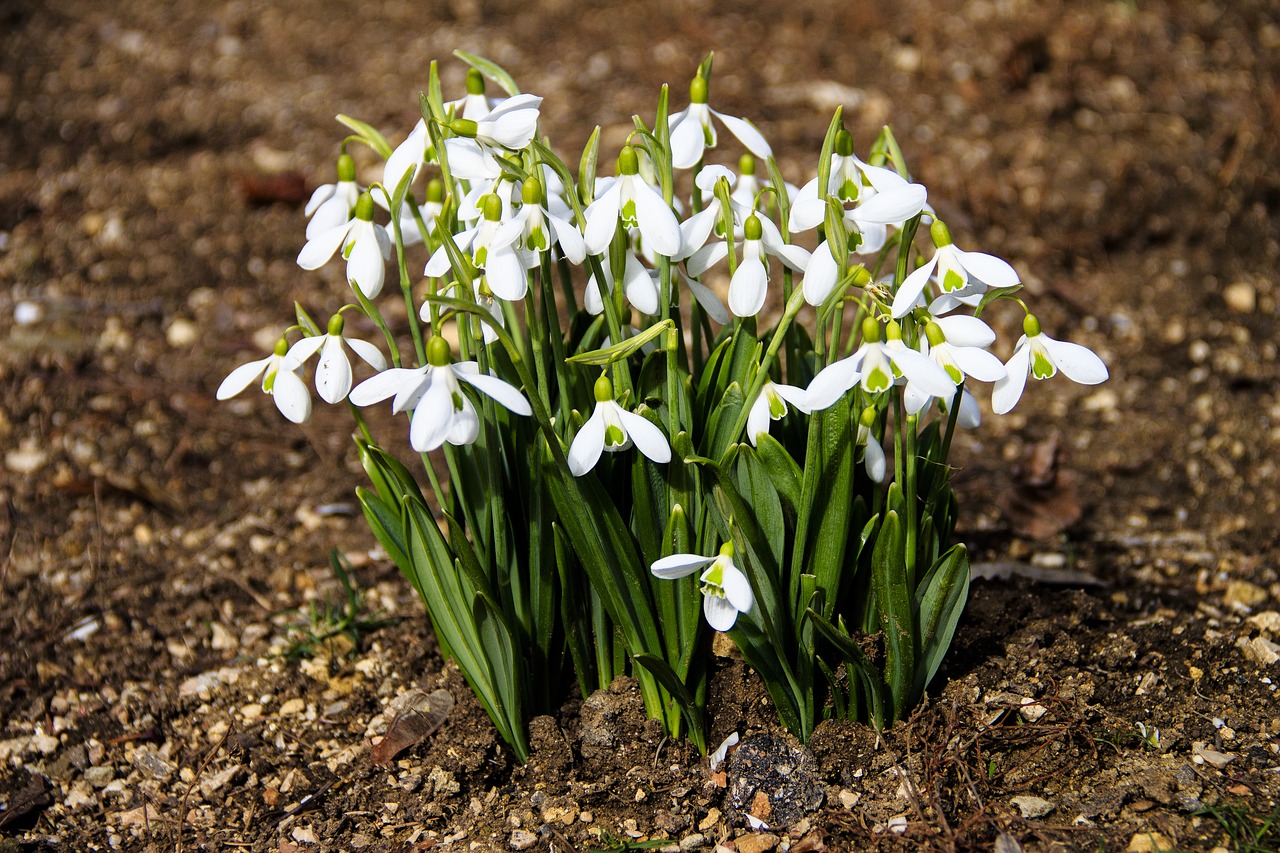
[1,0,1279,851]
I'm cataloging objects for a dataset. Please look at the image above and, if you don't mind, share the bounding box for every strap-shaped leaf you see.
[632,653,705,752]
[453,50,521,96]
[870,510,915,723]
[790,395,854,621]
[567,319,674,365]
[356,487,411,585]
[806,608,887,728]
[751,434,802,518]
[911,544,970,704]
[472,594,529,761]
[736,450,784,570]
[335,114,393,160]
[577,126,601,209]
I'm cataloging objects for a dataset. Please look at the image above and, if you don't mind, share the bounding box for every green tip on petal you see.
[1023,313,1042,337]
[689,75,709,105]
[449,117,479,138]
[273,337,290,357]
[929,218,953,247]
[859,406,878,428]
[617,145,640,176]
[718,541,734,559]
[465,67,485,95]
[426,178,444,203]
[744,214,763,241]
[426,335,452,367]
[327,314,345,336]
[861,316,882,343]
[593,373,614,402]
[354,192,376,221]
[738,153,755,175]
[482,193,502,222]
[925,321,946,347]
[835,128,854,157]
[336,153,356,183]
[522,176,544,206]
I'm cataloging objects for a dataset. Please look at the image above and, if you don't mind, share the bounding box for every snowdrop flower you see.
[687,213,809,317]
[991,314,1108,414]
[746,380,810,446]
[281,314,387,404]
[790,130,923,232]
[509,176,586,266]
[806,318,957,411]
[449,93,543,153]
[650,541,754,631]
[424,194,527,300]
[568,375,671,476]
[216,337,311,424]
[297,192,391,299]
[305,154,361,240]
[585,247,659,317]
[583,146,681,257]
[383,120,433,203]
[856,407,887,483]
[891,220,1020,318]
[903,317,1006,415]
[349,336,531,452]
[668,75,772,170]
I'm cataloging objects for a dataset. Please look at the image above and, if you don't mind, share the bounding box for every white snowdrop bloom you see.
[584,247,659,317]
[688,214,809,318]
[855,407,887,483]
[903,317,1007,415]
[991,315,1109,415]
[583,146,682,258]
[383,119,432,203]
[305,154,361,240]
[216,337,312,425]
[449,93,543,152]
[567,375,671,476]
[377,176,443,248]
[650,541,754,632]
[509,176,586,266]
[348,337,531,452]
[296,192,391,299]
[746,380,810,446]
[424,194,527,300]
[806,318,957,411]
[890,220,1020,318]
[668,75,772,170]
[790,129,918,232]
[281,314,387,405]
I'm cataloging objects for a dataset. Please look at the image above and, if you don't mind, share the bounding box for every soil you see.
[2,0,1279,851]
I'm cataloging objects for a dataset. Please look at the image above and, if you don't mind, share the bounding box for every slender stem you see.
[720,288,807,456]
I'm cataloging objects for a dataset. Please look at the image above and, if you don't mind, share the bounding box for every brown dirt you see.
[2,0,1279,851]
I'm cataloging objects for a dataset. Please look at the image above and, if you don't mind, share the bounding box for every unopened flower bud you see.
[449,117,479,138]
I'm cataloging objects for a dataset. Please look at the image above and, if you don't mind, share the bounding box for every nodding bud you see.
[426,178,444,203]
[861,316,882,343]
[426,335,451,367]
[617,145,640,176]
[593,373,614,402]
[336,153,356,183]
[925,321,947,348]
[449,118,479,138]
[354,191,376,221]
[1023,313,1042,337]
[929,218,953,247]
[849,265,872,288]
[859,406,878,429]
[689,75,709,105]
[739,153,755,176]
[718,540,735,559]
[522,176,544,206]
[482,194,502,222]
[744,214,763,241]
[465,67,485,96]
[273,337,290,357]
[835,128,854,158]
[327,313,345,336]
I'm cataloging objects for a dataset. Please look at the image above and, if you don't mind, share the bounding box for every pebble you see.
[279,698,307,716]
[509,829,538,850]
[200,764,241,798]
[14,301,42,325]
[1224,579,1268,609]
[166,317,200,348]
[1239,636,1280,666]
[734,833,780,853]
[1223,281,1256,313]
[1192,743,1235,768]
[1249,611,1280,633]
[680,834,708,850]
[210,622,238,651]
[838,790,859,809]
[1126,831,1171,852]
[5,445,47,475]
[85,766,115,788]
[1011,795,1054,818]
[698,808,721,831]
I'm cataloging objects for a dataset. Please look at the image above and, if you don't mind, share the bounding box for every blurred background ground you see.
[1,0,1279,850]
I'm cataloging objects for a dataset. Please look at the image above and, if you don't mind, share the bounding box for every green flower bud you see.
[835,128,854,158]
[354,192,376,222]
[336,153,356,183]
[522,176,544,206]
[617,145,640,176]
[849,265,873,288]
[930,218,954,248]
[925,321,946,348]
[861,316,882,344]
[1023,313,1042,337]
[426,335,452,367]
[689,75,709,105]
[482,193,502,222]
[739,153,755,176]
[859,406,878,429]
[450,117,479,138]
[327,313,345,336]
[593,373,614,402]
[744,214,763,241]
[426,178,444,203]
[465,67,486,96]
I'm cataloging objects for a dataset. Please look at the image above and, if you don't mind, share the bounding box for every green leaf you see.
[335,114,393,160]
[752,433,802,518]
[453,50,521,96]
[294,302,321,337]
[472,594,529,761]
[578,126,601,208]
[632,653,704,750]
[815,107,843,217]
[736,450,784,570]
[567,319,674,365]
[790,396,854,622]
[973,284,1024,318]
[912,544,970,704]
[426,60,446,124]
[871,510,915,722]
[806,608,886,727]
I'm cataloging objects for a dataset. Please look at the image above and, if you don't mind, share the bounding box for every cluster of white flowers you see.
[219,62,1109,632]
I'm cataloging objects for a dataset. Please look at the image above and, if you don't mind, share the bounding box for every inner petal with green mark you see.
[700,562,727,598]
[768,390,787,419]
[604,424,627,447]
[1031,343,1057,380]
[942,266,966,293]
[621,198,637,226]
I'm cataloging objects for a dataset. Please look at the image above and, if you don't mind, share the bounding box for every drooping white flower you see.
[281,314,387,404]
[687,213,809,318]
[348,336,531,452]
[424,194,527,300]
[584,246,659,317]
[790,129,918,232]
[667,75,772,170]
[583,145,682,257]
[305,153,361,240]
[891,219,1020,318]
[296,192,391,299]
[449,93,543,152]
[903,316,1006,415]
[383,120,432,204]
[806,318,957,411]
[509,176,586,266]
[567,375,671,476]
[746,380,810,446]
[650,541,754,632]
[991,314,1108,414]
[855,406,887,483]
[216,337,312,424]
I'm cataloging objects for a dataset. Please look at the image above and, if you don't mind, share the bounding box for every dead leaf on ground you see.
[370,689,454,766]
[997,433,1083,539]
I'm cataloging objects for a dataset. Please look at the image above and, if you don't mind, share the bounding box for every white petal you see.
[801,241,839,307]
[805,357,860,410]
[459,371,532,415]
[216,357,270,400]
[771,382,811,414]
[728,255,768,318]
[952,346,1007,382]
[633,183,682,257]
[623,255,660,315]
[852,183,927,225]
[583,184,622,255]
[306,195,352,240]
[669,112,706,170]
[567,409,607,476]
[383,121,427,198]
[651,553,715,579]
[686,241,729,278]
[991,341,1030,415]
[347,228,386,299]
[703,595,739,632]
[788,178,824,232]
[617,408,671,464]
[305,184,334,218]
[720,563,754,614]
[746,394,771,446]
[890,346,957,398]
[695,164,735,194]
[346,338,387,371]
[904,381,932,415]
[296,221,351,270]
[484,247,528,300]
[678,206,721,262]
[446,138,501,180]
[772,242,811,273]
[313,337,353,404]
[890,258,938,318]
[584,272,606,315]
[446,397,480,446]
[682,272,730,325]
[281,335,326,371]
[349,367,416,408]
[1041,335,1109,385]
[857,161,909,192]
[955,389,982,429]
[549,213,586,263]
[711,110,772,160]
[955,248,1020,287]
[410,379,454,452]
[935,314,996,348]
[272,368,312,424]
[864,435,887,483]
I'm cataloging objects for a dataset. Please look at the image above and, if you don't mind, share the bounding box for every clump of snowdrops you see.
[219,53,1107,761]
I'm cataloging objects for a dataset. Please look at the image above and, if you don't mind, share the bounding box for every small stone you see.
[210,622,238,651]
[1018,701,1048,722]
[85,766,115,788]
[279,698,307,716]
[680,834,708,851]
[1224,579,1268,609]
[14,301,42,325]
[292,824,318,844]
[838,790,858,809]
[1223,281,1256,314]
[1192,743,1235,768]
[30,731,60,755]
[5,445,47,475]
[199,764,241,798]
[509,830,538,850]
[65,784,96,810]
[698,808,721,831]
[131,747,175,780]
[1239,636,1280,666]
[1249,612,1280,633]
[1011,795,1054,818]
[166,318,199,348]
[1127,831,1171,852]
[735,833,780,853]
